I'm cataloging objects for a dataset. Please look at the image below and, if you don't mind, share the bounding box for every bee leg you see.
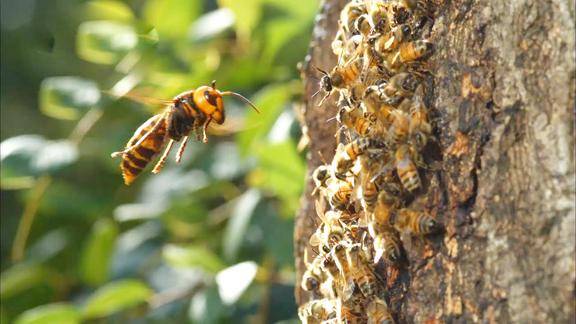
[111,115,166,158]
[201,118,212,143]
[152,139,175,174]
[175,136,189,163]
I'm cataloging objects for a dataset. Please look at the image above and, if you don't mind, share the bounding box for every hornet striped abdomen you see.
[112,81,259,185]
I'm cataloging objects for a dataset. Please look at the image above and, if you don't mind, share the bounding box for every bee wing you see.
[315,199,328,224]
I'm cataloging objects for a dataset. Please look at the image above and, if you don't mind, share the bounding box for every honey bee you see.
[346,243,378,297]
[389,40,434,68]
[408,85,432,149]
[322,252,355,301]
[382,72,419,100]
[341,1,367,34]
[111,81,259,185]
[387,110,411,147]
[337,103,382,138]
[373,24,411,53]
[328,179,354,211]
[311,164,331,196]
[298,298,337,324]
[332,138,386,179]
[362,86,397,126]
[393,208,442,234]
[394,144,421,192]
[314,58,363,106]
[310,200,347,251]
[373,226,404,264]
[366,298,395,324]
[302,250,329,294]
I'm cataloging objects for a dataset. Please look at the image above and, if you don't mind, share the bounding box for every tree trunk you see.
[294,0,575,322]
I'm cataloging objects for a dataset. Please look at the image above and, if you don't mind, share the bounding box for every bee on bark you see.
[393,208,442,235]
[111,81,259,185]
[382,72,420,100]
[302,250,329,294]
[394,144,421,192]
[388,40,434,68]
[337,103,382,138]
[366,298,395,324]
[346,243,378,297]
[332,138,386,180]
[387,110,411,147]
[312,164,331,196]
[373,24,412,54]
[298,298,337,324]
[373,226,404,264]
[408,85,432,149]
[341,1,367,34]
[310,200,347,252]
[328,179,355,211]
[314,57,363,106]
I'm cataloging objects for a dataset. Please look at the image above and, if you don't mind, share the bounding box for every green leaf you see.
[32,140,78,174]
[144,0,201,40]
[262,18,304,66]
[83,0,135,22]
[0,135,45,189]
[82,280,152,319]
[252,141,304,216]
[76,21,138,65]
[189,287,226,324]
[80,218,119,286]
[0,263,48,299]
[14,303,80,324]
[236,82,298,155]
[39,77,101,120]
[162,244,224,273]
[215,262,258,305]
[263,0,319,19]
[189,8,235,42]
[218,0,262,41]
[223,189,261,261]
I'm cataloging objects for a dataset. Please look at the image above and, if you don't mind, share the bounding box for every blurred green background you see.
[0,0,317,322]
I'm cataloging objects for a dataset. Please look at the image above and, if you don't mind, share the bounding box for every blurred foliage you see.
[0,0,318,322]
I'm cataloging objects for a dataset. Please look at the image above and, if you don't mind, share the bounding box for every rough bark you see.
[294,0,575,322]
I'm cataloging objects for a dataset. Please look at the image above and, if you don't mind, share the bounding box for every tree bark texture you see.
[294,0,575,322]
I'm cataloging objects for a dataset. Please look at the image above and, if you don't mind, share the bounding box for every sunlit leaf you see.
[215,261,258,305]
[144,0,200,39]
[82,280,152,319]
[80,218,119,286]
[77,21,138,65]
[263,0,319,19]
[251,141,304,216]
[189,287,226,324]
[189,8,235,42]
[39,77,100,120]
[110,221,163,278]
[262,18,303,66]
[162,244,224,273]
[0,263,48,299]
[27,229,69,262]
[236,82,298,155]
[83,0,135,22]
[33,140,78,174]
[218,0,261,41]
[0,135,45,189]
[223,189,261,261]
[14,303,80,324]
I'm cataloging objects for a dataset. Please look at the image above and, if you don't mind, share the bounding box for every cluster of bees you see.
[299,0,442,322]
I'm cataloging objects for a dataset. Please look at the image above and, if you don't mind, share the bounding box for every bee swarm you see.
[299,1,443,323]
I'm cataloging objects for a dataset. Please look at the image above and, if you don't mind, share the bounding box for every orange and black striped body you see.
[394,208,442,234]
[331,58,362,89]
[115,82,260,185]
[395,144,420,192]
[362,175,379,213]
[121,114,168,185]
[373,226,403,264]
[390,40,433,67]
[366,298,395,324]
[388,110,410,147]
[330,181,353,210]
